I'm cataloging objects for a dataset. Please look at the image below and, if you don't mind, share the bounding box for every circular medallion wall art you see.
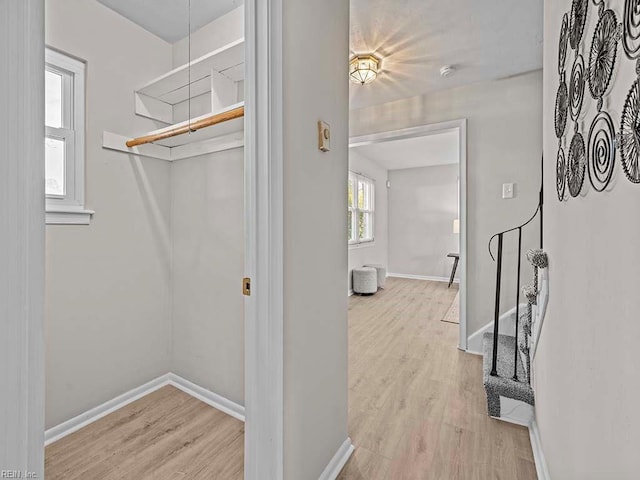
[588,9,618,99]
[569,54,586,121]
[619,77,640,183]
[568,132,587,197]
[557,147,567,200]
[570,0,588,50]
[623,0,640,59]
[587,111,616,191]
[555,81,569,139]
[559,13,569,74]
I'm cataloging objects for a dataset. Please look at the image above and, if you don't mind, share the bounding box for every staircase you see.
[482,169,549,422]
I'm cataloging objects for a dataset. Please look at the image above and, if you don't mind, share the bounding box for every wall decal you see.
[559,13,570,74]
[569,54,586,120]
[570,0,588,50]
[568,132,587,196]
[557,146,567,200]
[587,110,616,190]
[555,80,569,138]
[619,75,640,183]
[623,0,640,59]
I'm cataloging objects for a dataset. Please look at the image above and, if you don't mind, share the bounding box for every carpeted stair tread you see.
[482,333,534,416]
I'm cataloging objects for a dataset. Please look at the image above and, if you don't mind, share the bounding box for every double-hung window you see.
[45,47,91,224]
[348,172,375,245]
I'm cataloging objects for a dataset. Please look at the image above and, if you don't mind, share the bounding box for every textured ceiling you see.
[353,129,459,171]
[349,0,543,109]
[96,0,243,43]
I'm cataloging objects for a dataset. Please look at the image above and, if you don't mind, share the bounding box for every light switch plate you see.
[318,120,331,152]
[502,183,514,199]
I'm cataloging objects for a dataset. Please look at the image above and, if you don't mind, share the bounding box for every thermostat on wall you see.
[318,120,331,152]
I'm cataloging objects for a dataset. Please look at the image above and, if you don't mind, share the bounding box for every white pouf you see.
[352,267,378,295]
[363,264,386,289]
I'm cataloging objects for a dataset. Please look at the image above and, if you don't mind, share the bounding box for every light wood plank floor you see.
[45,386,244,479]
[338,277,537,479]
[46,277,535,479]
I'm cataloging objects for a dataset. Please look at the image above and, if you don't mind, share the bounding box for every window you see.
[348,172,375,245]
[45,47,92,224]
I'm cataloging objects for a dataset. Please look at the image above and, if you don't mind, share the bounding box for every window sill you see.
[349,241,375,250]
[46,207,94,225]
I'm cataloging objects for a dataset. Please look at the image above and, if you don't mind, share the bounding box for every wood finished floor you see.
[45,386,244,480]
[45,277,536,479]
[338,277,537,480]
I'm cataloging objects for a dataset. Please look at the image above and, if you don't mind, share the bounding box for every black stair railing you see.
[488,158,543,380]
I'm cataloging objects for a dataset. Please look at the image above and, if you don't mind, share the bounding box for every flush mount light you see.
[349,54,381,85]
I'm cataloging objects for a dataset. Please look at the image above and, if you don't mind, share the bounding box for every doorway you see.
[349,120,467,348]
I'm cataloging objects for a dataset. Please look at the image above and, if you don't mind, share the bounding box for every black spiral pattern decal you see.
[570,0,588,50]
[623,0,640,59]
[619,79,640,182]
[557,146,567,200]
[588,9,618,99]
[568,132,587,196]
[555,80,569,138]
[569,55,586,121]
[559,13,570,74]
[587,111,616,191]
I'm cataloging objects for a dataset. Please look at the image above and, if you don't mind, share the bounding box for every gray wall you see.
[347,150,388,292]
[388,164,459,279]
[350,70,543,338]
[45,0,173,429]
[170,7,245,407]
[537,2,640,478]
[283,0,350,477]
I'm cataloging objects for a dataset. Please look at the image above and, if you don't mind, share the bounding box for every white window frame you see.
[348,171,375,246]
[45,47,93,224]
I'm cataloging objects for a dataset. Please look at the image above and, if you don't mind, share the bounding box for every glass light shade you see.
[349,55,380,85]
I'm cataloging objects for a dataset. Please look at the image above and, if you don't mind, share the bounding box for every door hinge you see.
[243,277,251,296]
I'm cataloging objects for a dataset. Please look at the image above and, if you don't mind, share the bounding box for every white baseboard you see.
[387,272,459,284]
[318,438,354,480]
[529,419,550,480]
[45,372,245,446]
[167,373,245,422]
[465,303,527,355]
[348,289,354,297]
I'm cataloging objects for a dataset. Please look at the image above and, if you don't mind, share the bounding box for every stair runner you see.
[482,249,548,418]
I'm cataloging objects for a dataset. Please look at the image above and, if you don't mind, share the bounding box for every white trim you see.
[244,0,284,479]
[529,420,551,480]
[318,438,354,480]
[387,272,459,284]
[349,119,468,350]
[348,241,375,250]
[44,373,246,447]
[465,304,525,355]
[167,374,245,422]
[348,289,354,297]
[46,207,94,225]
[0,0,45,474]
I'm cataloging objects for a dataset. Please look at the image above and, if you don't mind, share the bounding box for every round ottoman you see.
[363,264,386,289]
[352,267,378,295]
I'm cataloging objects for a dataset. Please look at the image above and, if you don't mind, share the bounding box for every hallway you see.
[339,277,536,479]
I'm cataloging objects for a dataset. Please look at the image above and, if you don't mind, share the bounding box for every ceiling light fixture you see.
[349,54,381,85]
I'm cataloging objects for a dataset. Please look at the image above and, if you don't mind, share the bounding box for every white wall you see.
[388,164,459,280]
[44,0,173,428]
[350,70,543,337]
[347,150,388,292]
[282,0,350,477]
[0,0,45,474]
[537,2,640,478]
[170,7,245,406]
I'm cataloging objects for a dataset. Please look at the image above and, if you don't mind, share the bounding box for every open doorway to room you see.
[348,121,467,346]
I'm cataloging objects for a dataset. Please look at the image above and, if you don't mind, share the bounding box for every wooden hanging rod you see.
[126,106,245,148]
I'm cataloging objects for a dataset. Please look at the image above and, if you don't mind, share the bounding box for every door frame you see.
[244,0,285,478]
[349,119,469,350]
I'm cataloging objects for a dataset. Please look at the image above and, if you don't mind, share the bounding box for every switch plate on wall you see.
[502,183,514,199]
[318,120,331,152]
